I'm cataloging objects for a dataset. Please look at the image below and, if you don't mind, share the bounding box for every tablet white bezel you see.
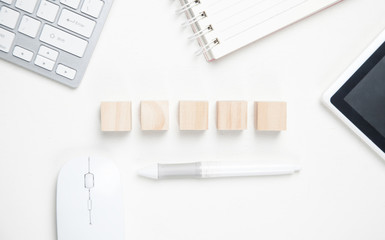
[322,28,385,160]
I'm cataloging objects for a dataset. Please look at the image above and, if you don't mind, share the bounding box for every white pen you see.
[138,161,301,180]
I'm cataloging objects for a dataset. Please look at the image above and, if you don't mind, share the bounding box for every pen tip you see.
[294,165,302,172]
[137,164,159,179]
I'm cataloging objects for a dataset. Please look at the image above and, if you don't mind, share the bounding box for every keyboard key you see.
[15,0,38,14]
[0,6,20,29]
[81,0,104,18]
[37,0,59,22]
[58,9,96,38]
[40,25,88,57]
[0,27,15,52]
[56,64,76,80]
[60,0,81,9]
[18,16,41,38]
[13,46,33,61]
[0,0,13,4]
[38,45,58,61]
[35,55,55,70]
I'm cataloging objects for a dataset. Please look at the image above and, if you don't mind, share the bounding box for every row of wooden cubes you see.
[101,101,286,131]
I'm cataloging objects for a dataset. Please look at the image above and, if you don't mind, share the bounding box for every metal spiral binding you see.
[188,24,213,40]
[176,0,219,56]
[175,0,201,14]
[181,11,207,27]
[195,38,220,56]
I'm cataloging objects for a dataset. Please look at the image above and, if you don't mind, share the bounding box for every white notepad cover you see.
[180,0,343,61]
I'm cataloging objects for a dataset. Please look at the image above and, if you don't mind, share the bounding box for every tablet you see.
[323,29,385,160]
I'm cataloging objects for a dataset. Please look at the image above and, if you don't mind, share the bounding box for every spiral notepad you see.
[177,0,343,61]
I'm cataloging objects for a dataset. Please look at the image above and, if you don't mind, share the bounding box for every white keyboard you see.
[0,0,113,88]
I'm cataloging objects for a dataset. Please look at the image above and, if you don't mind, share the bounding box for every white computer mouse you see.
[56,157,125,240]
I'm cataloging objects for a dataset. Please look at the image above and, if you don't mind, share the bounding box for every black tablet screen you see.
[331,40,385,152]
[345,56,385,137]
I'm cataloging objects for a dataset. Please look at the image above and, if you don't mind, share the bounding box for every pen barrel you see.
[158,162,201,179]
[200,162,300,178]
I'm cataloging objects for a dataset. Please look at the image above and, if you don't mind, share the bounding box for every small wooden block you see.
[255,102,287,131]
[179,101,209,130]
[217,101,247,130]
[141,101,169,130]
[100,102,132,132]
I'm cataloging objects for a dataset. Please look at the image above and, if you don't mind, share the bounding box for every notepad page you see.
[184,0,342,60]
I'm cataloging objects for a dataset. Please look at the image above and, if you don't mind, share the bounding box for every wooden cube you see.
[179,101,208,130]
[255,102,287,131]
[141,101,169,130]
[217,101,247,130]
[100,102,132,132]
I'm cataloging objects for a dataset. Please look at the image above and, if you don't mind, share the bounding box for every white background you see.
[1,0,385,239]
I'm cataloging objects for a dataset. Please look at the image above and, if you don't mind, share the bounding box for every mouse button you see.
[84,173,94,189]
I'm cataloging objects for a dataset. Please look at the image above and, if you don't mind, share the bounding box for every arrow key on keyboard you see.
[35,55,55,71]
[56,64,76,80]
[38,45,58,61]
[13,46,33,61]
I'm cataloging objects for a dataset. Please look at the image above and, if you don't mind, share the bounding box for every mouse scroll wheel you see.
[84,173,94,189]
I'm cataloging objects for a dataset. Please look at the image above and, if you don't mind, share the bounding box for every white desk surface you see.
[1,0,385,239]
